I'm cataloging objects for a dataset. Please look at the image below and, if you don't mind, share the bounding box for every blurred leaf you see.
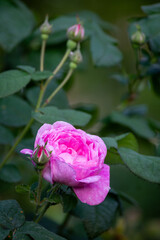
[151,75,160,96]
[0,199,25,230]
[142,3,160,15]
[32,106,91,127]
[122,104,148,116]
[15,184,30,194]
[115,132,139,152]
[29,182,38,204]
[109,111,155,139]
[31,71,53,81]
[14,221,66,240]
[26,81,69,109]
[0,226,10,240]
[0,164,21,183]
[102,137,118,149]
[73,194,119,239]
[119,147,160,183]
[148,118,160,131]
[90,24,122,67]
[0,70,31,98]
[0,95,32,127]
[104,132,138,164]
[16,138,34,153]
[0,0,35,51]
[17,65,35,74]
[0,125,14,145]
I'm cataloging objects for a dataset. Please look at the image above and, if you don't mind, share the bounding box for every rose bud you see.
[20,144,51,167]
[40,15,52,40]
[131,25,146,45]
[20,121,110,206]
[67,23,85,42]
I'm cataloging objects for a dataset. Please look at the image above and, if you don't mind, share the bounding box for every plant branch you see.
[40,40,46,72]
[34,170,43,218]
[42,68,74,107]
[0,118,34,169]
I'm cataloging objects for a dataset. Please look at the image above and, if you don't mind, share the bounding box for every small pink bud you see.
[67,24,85,42]
[32,145,50,166]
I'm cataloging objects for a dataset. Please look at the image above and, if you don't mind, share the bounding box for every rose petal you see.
[43,162,53,184]
[50,157,78,187]
[78,175,101,183]
[73,164,110,205]
[20,148,33,156]
[52,121,75,131]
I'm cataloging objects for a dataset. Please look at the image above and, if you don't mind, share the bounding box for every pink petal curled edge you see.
[20,148,33,156]
[73,164,110,206]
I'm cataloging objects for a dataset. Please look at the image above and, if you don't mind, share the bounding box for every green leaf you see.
[17,65,36,74]
[0,70,31,98]
[90,24,122,67]
[26,81,69,109]
[0,199,25,230]
[0,226,10,240]
[0,125,14,145]
[73,194,119,239]
[104,133,138,164]
[32,106,91,127]
[59,187,77,213]
[0,95,32,127]
[119,148,160,183]
[0,164,21,183]
[115,132,139,152]
[0,0,35,51]
[31,71,53,81]
[102,137,118,149]
[15,184,30,194]
[142,3,160,15]
[14,221,66,240]
[110,111,155,139]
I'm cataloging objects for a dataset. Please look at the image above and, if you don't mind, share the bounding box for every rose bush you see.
[21,121,110,205]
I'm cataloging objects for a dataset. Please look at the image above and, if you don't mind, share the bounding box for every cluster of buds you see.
[40,16,52,40]
[67,23,85,50]
[32,143,51,170]
[131,25,146,46]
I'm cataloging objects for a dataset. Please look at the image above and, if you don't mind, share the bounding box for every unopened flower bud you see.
[32,145,50,166]
[70,49,83,64]
[67,23,85,42]
[40,16,52,36]
[69,62,77,69]
[67,40,77,50]
[131,25,146,45]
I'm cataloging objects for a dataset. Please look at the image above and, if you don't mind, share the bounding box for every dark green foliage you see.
[72,193,120,239]
[0,95,32,127]
[32,106,91,127]
[0,0,35,51]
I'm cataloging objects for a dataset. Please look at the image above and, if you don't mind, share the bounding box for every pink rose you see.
[20,121,110,205]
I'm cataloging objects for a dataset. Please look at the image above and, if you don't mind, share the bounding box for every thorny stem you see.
[42,68,74,107]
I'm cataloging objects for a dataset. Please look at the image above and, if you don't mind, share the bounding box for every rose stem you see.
[34,183,61,223]
[40,39,46,72]
[42,68,74,107]
[34,170,43,218]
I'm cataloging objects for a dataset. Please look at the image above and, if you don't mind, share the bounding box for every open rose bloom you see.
[21,121,110,205]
